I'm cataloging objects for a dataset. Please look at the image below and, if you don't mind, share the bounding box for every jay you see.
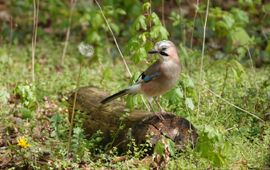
[101,40,181,116]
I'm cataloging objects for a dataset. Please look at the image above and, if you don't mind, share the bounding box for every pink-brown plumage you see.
[101,40,181,104]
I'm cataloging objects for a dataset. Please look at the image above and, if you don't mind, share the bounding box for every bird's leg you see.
[146,97,155,113]
[149,97,164,120]
[141,96,151,112]
[154,96,164,113]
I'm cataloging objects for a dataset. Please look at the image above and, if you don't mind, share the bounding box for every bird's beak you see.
[148,49,159,54]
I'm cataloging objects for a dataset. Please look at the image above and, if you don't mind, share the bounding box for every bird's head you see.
[148,40,178,61]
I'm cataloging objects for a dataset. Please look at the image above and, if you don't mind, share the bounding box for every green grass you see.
[0,39,269,169]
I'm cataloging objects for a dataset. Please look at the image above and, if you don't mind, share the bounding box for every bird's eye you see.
[161,47,166,51]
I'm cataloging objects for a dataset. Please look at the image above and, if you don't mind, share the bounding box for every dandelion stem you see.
[67,62,82,153]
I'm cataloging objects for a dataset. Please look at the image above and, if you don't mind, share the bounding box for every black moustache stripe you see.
[159,51,169,56]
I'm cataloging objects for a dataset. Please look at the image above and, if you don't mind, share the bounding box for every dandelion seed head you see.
[78,42,94,58]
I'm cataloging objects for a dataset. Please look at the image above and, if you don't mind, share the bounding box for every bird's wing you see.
[135,60,161,84]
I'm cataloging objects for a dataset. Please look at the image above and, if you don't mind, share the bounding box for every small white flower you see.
[78,42,94,58]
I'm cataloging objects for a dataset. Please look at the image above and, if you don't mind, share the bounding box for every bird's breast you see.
[141,61,181,97]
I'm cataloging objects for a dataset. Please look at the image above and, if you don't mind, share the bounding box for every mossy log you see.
[68,86,198,151]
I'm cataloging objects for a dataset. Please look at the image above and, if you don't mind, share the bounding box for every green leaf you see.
[110,23,120,35]
[143,2,151,11]
[175,87,184,98]
[14,84,36,108]
[159,26,169,39]
[266,41,270,55]
[88,31,101,43]
[164,87,183,104]
[154,141,165,155]
[222,14,235,29]
[116,8,126,15]
[185,97,195,110]
[92,13,103,29]
[262,3,270,13]
[132,47,147,63]
[151,13,161,26]
[179,44,189,59]
[21,107,33,119]
[229,27,251,47]
[135,15,147,31]
[102,67,112,80]
[126,95,138,110]
[231,8,249,26]
[0,88,10,105]
[150,25,169,40]
[196,126,229,167]
[167,139,175,157]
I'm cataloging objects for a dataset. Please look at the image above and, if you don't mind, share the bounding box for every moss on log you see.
[68,86,198,151]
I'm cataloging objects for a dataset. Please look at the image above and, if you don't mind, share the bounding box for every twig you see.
[197,0,210,114]
[203,86,264,122]
[247,48,258,90]
[61,0,77,66]
[31,0,39,83]
[149,0,152,29]
[94,0,150,111]
[161,0,165,26]
[94,0,132,77]
[9,17,13,45]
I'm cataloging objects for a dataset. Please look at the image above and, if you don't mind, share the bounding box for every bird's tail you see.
[101,89,129,104]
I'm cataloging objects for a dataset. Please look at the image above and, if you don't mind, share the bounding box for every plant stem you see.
[94,0,131,77]
[31,0,39,83]
[190,0,199,49]
[197,0,210,114]
[161,0,165,26]
[61,0,77,66]
[67,62,82,153]
[203,86,264,122]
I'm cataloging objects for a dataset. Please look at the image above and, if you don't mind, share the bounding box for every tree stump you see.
[68,86,198,152]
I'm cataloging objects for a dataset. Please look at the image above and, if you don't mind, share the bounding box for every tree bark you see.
[68,86,198,151]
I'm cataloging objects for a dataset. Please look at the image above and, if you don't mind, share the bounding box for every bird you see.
[101,40,181,118]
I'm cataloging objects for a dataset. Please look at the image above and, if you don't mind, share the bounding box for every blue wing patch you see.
[142,72,160,83]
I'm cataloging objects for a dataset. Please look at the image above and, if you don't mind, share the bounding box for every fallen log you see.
[67,86,198,152]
